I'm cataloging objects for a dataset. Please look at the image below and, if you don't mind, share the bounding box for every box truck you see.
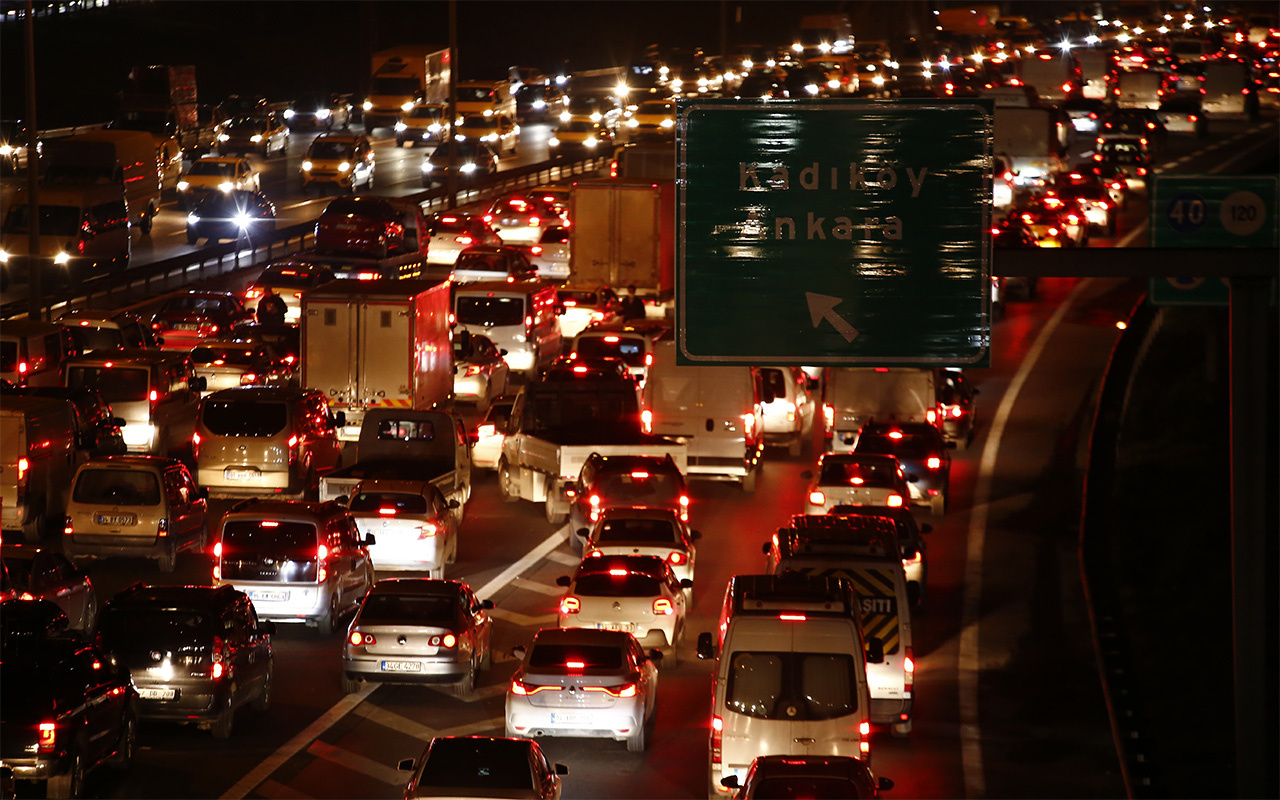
[365,46,450,133]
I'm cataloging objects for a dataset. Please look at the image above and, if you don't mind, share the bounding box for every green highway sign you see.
[675,98,993,367]
[1149,175,1278,306]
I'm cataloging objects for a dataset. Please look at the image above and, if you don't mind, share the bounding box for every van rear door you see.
[304,297,357,415]
[358,296,413,410]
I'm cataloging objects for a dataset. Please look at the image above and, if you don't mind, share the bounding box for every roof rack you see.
[727,573,856,617]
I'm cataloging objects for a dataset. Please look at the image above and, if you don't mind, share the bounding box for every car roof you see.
[368,578,463,597]
[596,506,681,523]
[107,583,241,608]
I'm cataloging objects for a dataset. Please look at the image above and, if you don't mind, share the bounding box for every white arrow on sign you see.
[805,292,859,343]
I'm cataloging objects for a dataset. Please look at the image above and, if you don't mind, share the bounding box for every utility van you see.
[0,184,132,284]
[453,280,561,378]
[764,514,916,737]
[755,367,815,457]
[455,80,517,119]
[0,320,79,386]
[1,396,82,541]
[63,349,205,455]
[1201,61,1258,119]
[696,573,879,797]
[641,340,764,491]
[821,368,939,453]
[41,129,160,234]
[1115,69,1163,109]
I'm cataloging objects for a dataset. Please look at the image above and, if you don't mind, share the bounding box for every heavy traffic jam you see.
[1,1,1276,798]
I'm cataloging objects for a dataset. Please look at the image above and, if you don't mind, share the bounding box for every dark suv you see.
[566,454,689,553]
[854,421,953,515]
[1,599,138,798]
[96,584,275,739]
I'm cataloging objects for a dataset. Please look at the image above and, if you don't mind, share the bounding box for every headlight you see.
[54,252,70,265]
[627,119,639,128]
[301,160,313,171]
[177,180,190,190]
[872,75,886,86]
[585,137,597,147]
[363,100,373,111]
[250,135,263,142]
[827,79,840,89]
[481,133,496,142]
[560,111,571,122]
[284,109,295,119]
[0,145,11,156]
[401,101,415,112]
[548,137,560,147]
[234,213,252,229]
[316,109,330,119]
[670,79,683,90]
[660,118,674,128]
[338,161,351,172]
[456,134,467,141]
[218,182,233,192]
[187,213,199,225]
[590,112,602,122]
[460,162,476,173]
[428,123,441,132]
[395,121,407,131]
[805,84,819,95]
[422,162,434,173]
[217,133,230,142]
[532,99,546,109]
[0,250,8,263]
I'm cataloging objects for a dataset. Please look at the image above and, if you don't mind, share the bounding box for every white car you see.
[485,192,563,246]
[505,627,661,752]
[470,397,513,471]
[803,452,911,515]
[346,480,460,578]
[582,507,699,599]
[425,212,502,266]
[177,156,260,207]
[520,225,571,280]
[555,554,691,659]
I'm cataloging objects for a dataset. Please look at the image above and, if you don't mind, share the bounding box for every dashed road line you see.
[512,575,563,596]
[352,702,436,740]
[490,607,558,627]
[306,740,403,785]
[426,683,509,703]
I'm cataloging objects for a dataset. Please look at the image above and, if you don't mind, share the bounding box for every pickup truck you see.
[498,365,687,524]
[318,409,471,524]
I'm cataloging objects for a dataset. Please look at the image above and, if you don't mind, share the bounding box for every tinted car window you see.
[576,337,645,366]
[359,593,457,625]
[66,326,125,353]
[818,458,899,486]
[726,651,860,721]
[574,572,661,597]
[595,471,681,502]
[222,521,317,554]
[100,607,212,648]
[1,340,18,371]
[596,518,680,545]
[202,400,288,436]
[72,468,162,505]
[456,296,524,327]
[752,777,867,798]
[527,643,623,670]
[66,366,149,403]
[418,738,533,790]
[856,433,937,459]
[349,492,429,514]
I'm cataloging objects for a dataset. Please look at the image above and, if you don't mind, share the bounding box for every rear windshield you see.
[726,651,860,721]
[65,326,125,354]
[349,492,429,514]
[358,593,457,625]
[72,468,162,505]
[418,739,532,790]
[527,643,623,670]
[1,341,18,372]
[193,346,256,366]
[595,517,681,545]
[818,458,899,487]
[574,572,661,597]
[541,226,569,244]
[429,216,471,235]
[99,607,212,648]
[595,471,681,503]
[456,295,524,327]
[221,521,317,554]
[576,336,645,366]
[66,366,149,404]
[856,433,936,460]
[455,252,508,274]
[201,400,287,437]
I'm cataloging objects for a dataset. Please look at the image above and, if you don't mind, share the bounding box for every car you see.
[735,69,789,98]
[57,310,163,350]
[528,185,572,219]
[185,189,277,245]
[96,584,274,738]
[1078,162,1134,208]
[854,422,953,515]
[1061,97,1109,136]
[549,119,614,158]
[990,218,1040,302]
[566,453,689,549]
[1052,182,1117,235]
[0,118,31,174]
[451,245,538,284]
[937,368,978,448]
[397,736,567,800]
[470,396,514,471]
[285,91,352,130]
[505,627,662,751]
[556,286,623,338]
[1097,108,1167,154]
[0,608,138,798]
[511,225,572,281]
[802,452,912,515]
[624,98,675,139]
[484,192,565,246]
[189,339,294,393]
[216,112,288,157]
[301,132,375,194]
[722,755,894,799]
[227,322,300,366]
[395,103,449,147]
[346,481,460,577]
[1157,95,1209,138]
[151,290,255,349]
[244,261,337,324]
[453,331,510,409]
[554,554,690,660]
[0,544,97,631]
[1012,196,1088,248]
[515,82,565,122]
[1091,140,1150,189]
[580,507,699,597]
[456,113,519,156]
[828,505,931,608]
[342,578,493,695]
[560,92,622,132]
[55,311,128,353]
[425,212,503,266]
[5,384,128,457]
[570,319,669,386]
[176,156,261,208]
[755,366,817,456]
[421,138,500,186]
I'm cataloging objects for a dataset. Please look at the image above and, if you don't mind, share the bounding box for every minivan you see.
[63,349,205,455]
[1,396,82,541]
[215,499,375,634]
[696,574,878,796]
[0,185,131,284]
[642,340,763,491]
[194,386,343,499]
[453,280,561,378]
[1,319,79,386]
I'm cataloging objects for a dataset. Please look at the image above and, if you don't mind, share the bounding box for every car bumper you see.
[870,697,913,725]
[221,581,328,622]
[453,374,491,401]
[303,171,354,187]
[506,697,645,741]
[65,533,169,560]
[132,681,221,720]
[343,653,469,683]
[0,755,70,783]
[557,617,674,650]
[365,539,445,572]
[199,465,294,496]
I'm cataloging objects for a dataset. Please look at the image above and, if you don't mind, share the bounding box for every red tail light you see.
[904,646,915,695]
[859,719,871,756]
[779,613,807,621]
[711,716,723,763]
[430,633,457,648]
[149,389,158,403]
[1137,167,1148,176]
[560,596,580,614]
[926,408,937,424]
[585,682,637,697]
[528,216,540,226]
[641,408,653,433]
[950,406,963,418]
[212,635,225,679]
[350,631,375,646]
[317,544,328,582]
[809,490,826,505]
[157,517,168,539]
[17,360,28,375]
[887,494,904,508]
[511,679,562,696]
[476,423,496,439]
[1061,81,1072,93]
[288,434,299,465]
[37,722,56,752]
[214,541,223,558]
[667,550,686,566]
[463,364,482,376]
[417,522,439,539]
[64,516,73,536]
[245,288,263,300]
[652,597,674,615]
[240,372,258,385]
[17,457,29,483]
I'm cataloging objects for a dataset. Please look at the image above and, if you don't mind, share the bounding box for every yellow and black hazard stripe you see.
[790,565,901,654]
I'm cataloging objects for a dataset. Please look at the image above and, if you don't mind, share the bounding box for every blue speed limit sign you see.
[1166,192,1208,233]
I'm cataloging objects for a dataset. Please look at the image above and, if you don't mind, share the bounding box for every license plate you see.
[138,687,177,700]
[596,622,635,632]
[381,660,422,672]
[96,514,136,526]
[174,323,198,330]
[550,712,592,725]
[249,590,288,603]
[226,468,259,481]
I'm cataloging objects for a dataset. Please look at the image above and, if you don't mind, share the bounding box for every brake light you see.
[149,389,158,404]
[950,406,963,418]
[888,430,904,440]
[240,372,258,385]
[565,660,585,670]
[711,716,723,764]
[887,494,904,508]
[809,490,826,505]
[431,633,457,648]
[528,216,540,226]
[476,423,496,439]
[214,541,223,558]
[1137,167,1147,176]
[317,544,328,582]
[653,597,674,615]
[38,722,56,752]
[455,235,474,245]
[585,683,637,697]
[212,635,224,679]
[560,596,580,614]
[859,720,871,756]
[742,412,755,437]
[904,646,915,695]
[157,517,168,539]
[779,613,807,621]
[17,457,28,483]
[644,353,653,367]
[288,434,299,465]
[607,568,628,576]
[1061,81,1072,94]
[418,522,438,539]
[1189,114,1198,121]
[350,631,375,646]
[641,408,652,433]
[531,245,543,256]
[17,360,27,375]
[587,549,602,558]
[823,403,834,428]
[667,550,686,565]
[511,679,562,696]
[378,507,397,516]
[64,516,73,536]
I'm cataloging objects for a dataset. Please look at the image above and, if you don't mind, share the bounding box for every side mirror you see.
[554,763,569,776]
[691,529,702,541]
[878,777,895,791]
[336,495,349,506]
[696,632,714,660]
[679,578,693,589]
[191,376,207,393]
[499,349,508,356]
[397,758,416,773]
[972,388,980,395]
[720,775,741,789]
[363,534,377,546]
[920,523,933,534]
[259,621,277,636]
[575,527,589,540]
[905,474,919,483]
[555,575,571,587]
[447,499,460,509]
[866,635,885,664]
[800,469,813,480]
[646,648,663,662]
[480,599,495,610]
[511,645,527,661]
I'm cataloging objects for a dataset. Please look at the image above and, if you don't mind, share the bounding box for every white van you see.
[41,129,161,234]
[765,515,915,737]
[1115,69,1163,109]
[696,573,879,798]
[821,368,939,453]
[642,340,763,491]
[1077,49,1112,100]
[1,184,132,284]
[0,320,79,387]
[1,396,82,541]
[1201,61,1258,119]
[453,280,561,378]
[63,349,205,455]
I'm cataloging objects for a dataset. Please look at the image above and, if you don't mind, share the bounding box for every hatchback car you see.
[0,544,97,631]
[190,340,294,394]
[581,507,699,598]
[425,212,503,266]
[177,156,261,208]
[451,245,538,284]
[505,627,661,752]
[1091,140,1150,189]
[347,480,460,577]
[395,103,449,147]
[566,453,689,547]
[185,189,277,245]
[244,261,336,324]
[7,384,128,457]
[570,319,669,386]
[397,736,567,800]
[285,91,353,130]
[217,112,288,157]
[421,138,500,186]
[151,291,255,350]
[1014,197,1088,248]
[853,422,953,515]
[722,755,894,799]
[484,193,563,246]
[96,584,274,739]
[56,311,128,353]
[301,133,374,194]
[343,578,493,696]
[453,331,510,409]
[63,455,208,572]
[555,554,691,659]
[755,366,816,456]
[1052,183,1117,236]
[802,452,911,515]
[937,368,978,449]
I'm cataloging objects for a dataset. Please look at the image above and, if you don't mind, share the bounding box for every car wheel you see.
[158,547,177,573]
[452,655,478,697]
[741,466,757,493]
[22,505,45,543]
[341,672,361,694]
[480,640,492,672]
[251,662,272,711]
[545,494,567,525]
[211,694,235,739]
[109,712,137,769]
[140,207,154,235]
[498,460,518,503]
[315,592,340,637]
[45,748,83,799]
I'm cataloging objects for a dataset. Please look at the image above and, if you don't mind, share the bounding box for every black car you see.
[514,83,563,122]
[398,736,568,799]
[186,190,278,245]
[722,754,893,799]
[420,139,500,187]
[936,368,979,449]
[96,584,275,739]
[229,323,301,365]
[285,91,352,131]
[566,453,689,547]
[854,421,953,515]
[5,385,127,457]
[0,600,137,799]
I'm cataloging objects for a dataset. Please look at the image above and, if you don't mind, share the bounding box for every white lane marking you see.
[219,683,376,800]
[544,550,580,566]
[254,780,314,800]
[434,716,506,738]
[282,199,325,211]
[960,278,1095,799]
[473,527,567,598]
[1209,132,1279,173]
[352,702,437,740]
[490,607,558,628]
[1116,218,1149,248]
[306,739,403,785]
[1191,149,1208,157]
[512,575,564,596]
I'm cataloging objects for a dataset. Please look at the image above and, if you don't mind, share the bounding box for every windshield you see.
[576,336,645,366]
[595,517,680,545]
[349,492,429,514]
[307,141,355,159]
[2,204,81,236]
[458,86,496,102]
[200,400,287,437]
[66,366,149,404]
[456,296,524,327]
[72,468,162,505]
[113,109,170,134]
[188,161,237,178]
[637,101,672,115]
[406,106,443,120]
[371,77,420,95]
[726,651,860,721]
[358,592,457,626]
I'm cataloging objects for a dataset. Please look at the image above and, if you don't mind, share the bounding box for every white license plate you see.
[596,622,635,632]
[138,687,176,700]
[250,590,288,603]
[550,712,592,725]
[226,468,259,481]
[381,660,422,672]
[96,514,136,526]
[173,323,198,330]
